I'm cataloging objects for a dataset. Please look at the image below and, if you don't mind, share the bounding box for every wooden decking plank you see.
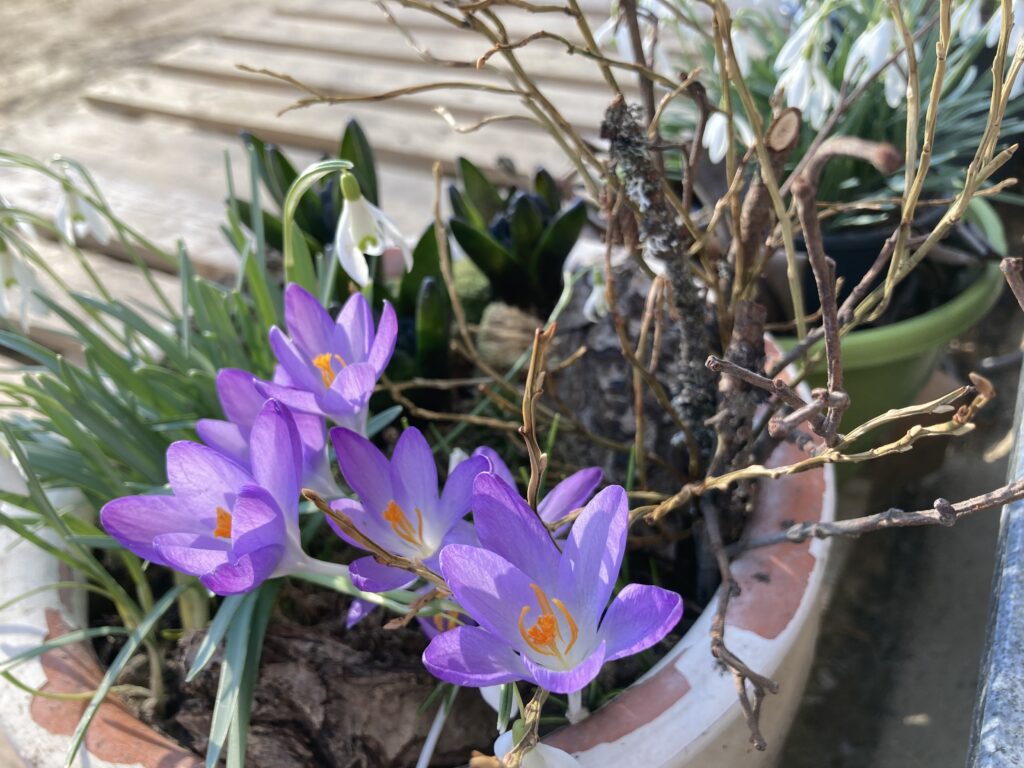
[0,237,181,360]
[216,14,619,90]
[155,38,609,132]
[84,69,580,178]
[272,0,608,40]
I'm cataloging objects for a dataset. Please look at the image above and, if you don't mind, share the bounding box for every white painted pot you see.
[0,491,199,768]
[0,362,834,768]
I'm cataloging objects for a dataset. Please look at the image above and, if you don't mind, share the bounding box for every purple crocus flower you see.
[468,446,602,527]
[422,474,682,694]
[100,400,313,595]
[257,283,397,431]
[329,425,490,593]
[195,368,340,496]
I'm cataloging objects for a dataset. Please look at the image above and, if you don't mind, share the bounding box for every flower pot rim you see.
[543,340,837,766]
[777,261,1002,370]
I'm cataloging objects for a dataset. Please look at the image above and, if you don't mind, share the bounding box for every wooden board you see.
[85,69,579,178]
[274,0,610,40]
[155,38,611,132]
[217,13,621,90]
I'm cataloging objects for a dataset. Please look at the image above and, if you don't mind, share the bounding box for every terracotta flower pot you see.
[0,356,835,767]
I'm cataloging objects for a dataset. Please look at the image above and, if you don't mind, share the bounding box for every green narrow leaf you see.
[415,277,450,379]
[64,582,192,768]
[339,119,379,206]
[397,225,443,316]
[457,157,503,223]
[366,405,403,438]
[205,590,258,768]
[448,218,512,286]
[529,199,587,306]
[448,186,483,230]
[226,581,281,768]
[1,627,128,674]
[509,194,545,263]
[178,241,192,358]
[187,594,248,682]
[533,169,561,213]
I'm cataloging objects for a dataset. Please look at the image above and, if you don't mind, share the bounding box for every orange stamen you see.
[213,506,232,539]
[312,353,347,387]
[519,583,580,662]
[382,500,425,548]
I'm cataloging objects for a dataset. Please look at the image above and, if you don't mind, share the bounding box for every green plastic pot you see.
[777,262,1003,431]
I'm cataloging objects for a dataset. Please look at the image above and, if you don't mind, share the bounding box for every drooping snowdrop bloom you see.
[776,51,838,129]
[53,166,112,247]
[196,368,340,497]
[0,197,48,331]
[702,111,756,164]
[334,171,411,287]
[953,0,983,41]
[423,474,682,694]
[986,0,1024,49]
[101,400,327,595]
[257,283,396,431]
[582,266,609,324]
[494,730,581,768]
[843,19,895,86]
[328,425,491,593]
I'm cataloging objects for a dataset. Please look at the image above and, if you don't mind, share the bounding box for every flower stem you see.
[415,689,456,768]
[566,690,590,724]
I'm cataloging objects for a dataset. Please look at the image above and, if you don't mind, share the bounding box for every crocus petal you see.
[230,485,287,558]
[538,467,603,524]
[366,300,397,376]
[438,455,490,531]
[336,291,373,363]
[390,426,438,513]
[202,545,283,595]
[248,400,302,519]
[556,485,627,631]
[100,495,202,565]
[471,473,560,588]
[153,532,230,577]
[471,446,517,489]
[284,283,336,360]
[439,544,537,654]
[166,441,253,518]
[335,206,372,287]
[325,497,375,548]
[348,555,416,592]
[346,598,377,628]
[269,326,322,393]
[324,361,378,415]
[214,368,265,426]
[195,419,250,469]
[423,625,526,688]
[331,427,394,515]
[520,641,607,694]
[599,583,683,662]
[253,380,322,415]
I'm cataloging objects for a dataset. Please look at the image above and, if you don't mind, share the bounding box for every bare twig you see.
[745,478,1024,550]
[1001,257,1024,312]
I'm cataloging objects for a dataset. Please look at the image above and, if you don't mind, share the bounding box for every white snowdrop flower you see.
[334,171,411,287]
[952,0,983,40]
[844,19,895,85]
[494,731,581,768]
[986,0,1024,49]
[702,111,755,163]
[0,196,49,331]
[582,267,609,323]
[53,167,112,247]
[777,52,838,129]
[774,12,819,72]
[447,447,470,475]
